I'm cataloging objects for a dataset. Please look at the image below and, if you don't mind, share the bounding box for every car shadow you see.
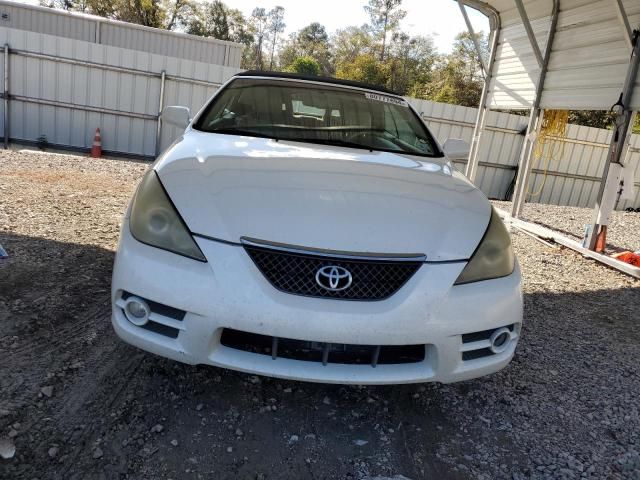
[1,233,638,480]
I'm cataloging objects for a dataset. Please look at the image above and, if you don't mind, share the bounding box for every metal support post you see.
[585,30,640,251]
[466,25,500,182]
[155,70,166,156]
[510,109,543,217]
[4,44,9,150]
[612,0,633,50]
[510,0,559,218]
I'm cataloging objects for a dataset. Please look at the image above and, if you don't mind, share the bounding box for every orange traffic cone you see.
[91,128,102,158]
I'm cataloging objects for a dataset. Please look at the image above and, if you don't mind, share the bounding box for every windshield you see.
[193,78,441,158]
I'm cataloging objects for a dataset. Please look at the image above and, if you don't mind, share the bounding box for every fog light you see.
[123,296,150,326]
[489,327,511,354]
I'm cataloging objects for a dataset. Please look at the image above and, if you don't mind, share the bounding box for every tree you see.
[187,1,254,68]
[279,23,332,75]
[52,0,167,28]
[364,0,406,61]
[285,56,321,76]
[423,32,487,107]
[187,0,230,38]
[163,0,194,30]
[336,53,387,87]
[267,6,286,70]
[332,25,375,67]
[385,33,436,95]
[249,7,269,70]
[40,0,85,11]
[114,0,166,28]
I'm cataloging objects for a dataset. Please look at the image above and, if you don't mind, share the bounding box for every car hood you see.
[155,131,490,261]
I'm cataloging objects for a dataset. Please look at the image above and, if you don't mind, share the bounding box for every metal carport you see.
[456,0,640,260]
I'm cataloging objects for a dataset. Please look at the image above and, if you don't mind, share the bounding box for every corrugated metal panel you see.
[407,96,639,210]
[487,14,551,109]
[477,0,640,110]
[0,25,241,157]
[407,97,528,200]
[0,1,97,42]
[0,0,242,67]
[541,0,640,110]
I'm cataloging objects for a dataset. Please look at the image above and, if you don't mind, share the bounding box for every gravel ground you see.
[493,201,640,253]
[1,149,639,480]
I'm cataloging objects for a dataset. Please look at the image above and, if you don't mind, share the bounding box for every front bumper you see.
[111,223,523,385]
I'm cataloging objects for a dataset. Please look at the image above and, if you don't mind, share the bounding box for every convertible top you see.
[234,70,400,96]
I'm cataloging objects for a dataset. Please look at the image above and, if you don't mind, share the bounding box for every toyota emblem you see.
[315,265,353,292]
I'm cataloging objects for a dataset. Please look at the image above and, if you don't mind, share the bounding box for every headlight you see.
[454,207,514,285]
[129,171,206,262]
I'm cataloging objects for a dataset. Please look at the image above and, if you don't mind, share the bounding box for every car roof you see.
[233,70,400,96]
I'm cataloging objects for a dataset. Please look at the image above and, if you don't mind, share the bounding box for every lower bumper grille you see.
[118,291,186,339]
[220,329,426,366]
[461,324,517,361]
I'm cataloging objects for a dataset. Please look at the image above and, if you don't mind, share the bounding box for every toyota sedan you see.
[111,71,522,384]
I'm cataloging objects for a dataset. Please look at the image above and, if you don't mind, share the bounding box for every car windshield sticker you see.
[364,92,408,107]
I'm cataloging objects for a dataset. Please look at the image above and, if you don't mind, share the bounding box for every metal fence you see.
[407,98,640,211]
[0,18,638,211]
[0,25,242,158]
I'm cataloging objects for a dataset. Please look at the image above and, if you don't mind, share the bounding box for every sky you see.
[228,0,489,53]
[19,0,489,53]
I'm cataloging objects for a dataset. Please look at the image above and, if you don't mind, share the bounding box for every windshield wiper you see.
[209,127,274,139]
[206,127,437,157]
[296,138,375,152]
[209,128,373,151]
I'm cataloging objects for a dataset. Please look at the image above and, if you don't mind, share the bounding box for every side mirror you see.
[442,138,470,160]
[162,106,191,129]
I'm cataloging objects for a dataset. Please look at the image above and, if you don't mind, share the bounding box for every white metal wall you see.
[0,0,242,67]
[0,26,242,157]
[407,97,640,210]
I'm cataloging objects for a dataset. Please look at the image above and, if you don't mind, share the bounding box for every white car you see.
[112,71,522,385]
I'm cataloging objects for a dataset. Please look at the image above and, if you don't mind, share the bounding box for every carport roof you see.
[458,0,640,110]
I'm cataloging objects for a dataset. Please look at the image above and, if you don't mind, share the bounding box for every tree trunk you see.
[269,32,277,70]
[380,13,388,61]
[255,36,263,70]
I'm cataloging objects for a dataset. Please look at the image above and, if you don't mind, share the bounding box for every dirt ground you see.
[1,150,639,480]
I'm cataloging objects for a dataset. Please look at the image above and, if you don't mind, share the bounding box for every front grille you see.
[220,328,426,366]
[244,243,423,301]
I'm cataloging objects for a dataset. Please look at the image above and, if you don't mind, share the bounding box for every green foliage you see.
[186,1,251,44]
[423,31,487,107]
[332,26,375,67]
[568,111,615,130]
[336,54,387,87]
[386,33,436,95]
[86,0,166,28]
[279,23,332,75]
[285,56,321,76]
